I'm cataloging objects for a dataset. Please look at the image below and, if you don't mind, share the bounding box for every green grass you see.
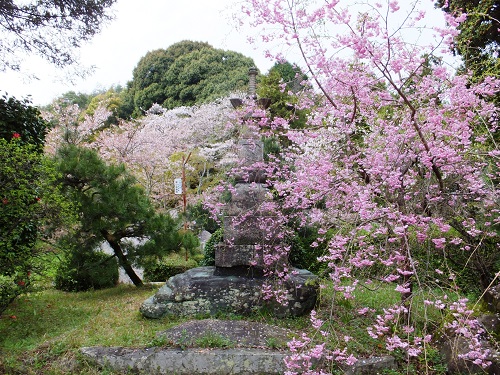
[0,279,457,374]
[194,332,235,348]
[0,284,182,374]
[295,279,456,374]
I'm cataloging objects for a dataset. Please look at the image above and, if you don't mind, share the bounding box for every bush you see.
[200,228,223,266]
[187,202,220,233]
[0,276,22,315]
[143,253,199,282]
[54,250,119,292]
[288,226,330,275]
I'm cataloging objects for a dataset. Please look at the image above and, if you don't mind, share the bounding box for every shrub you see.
[288,226,330,275]
[54,250,119,292]
[0,276,22,315]
[187,201,220,233]
[200,228,223,266]
[143,254,199,282]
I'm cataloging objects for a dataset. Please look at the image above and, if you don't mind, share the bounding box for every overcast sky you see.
[0,0,276,105]
[0,0,448,106]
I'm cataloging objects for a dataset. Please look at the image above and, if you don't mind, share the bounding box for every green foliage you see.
[0,93,48,149]
[120,41,212,117]
[187,201,220,233]
[162,47,255,109]
[288,226,330,274]
[0,278,457,374]
[194,332,234,348]
[0,141,41,276]
[0,275,25,316]
[263,135,282,161]
[180,230,200,253]
[120,40,256,117]
[136,41,212,90]
[54,144,184,287]
[378,347,447,375]
[257,61,309,129]
[54,250,119,292]
[55,144,151,243]
[85,87,123,125]
[0,284,169,374]
[168,151,219,196]
[437,0,499,65]
[143,253,199,282]
[201,228,224,266]
[265,336,288,349]
[0,135,73,314]
[258,62,311,163]
[56,91,95,111]
[437,0,500,102]
[410,229,500,297]
[0,96,50,314]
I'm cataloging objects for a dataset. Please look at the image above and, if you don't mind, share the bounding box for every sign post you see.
[174,178,183,195]
[174,152,192,261]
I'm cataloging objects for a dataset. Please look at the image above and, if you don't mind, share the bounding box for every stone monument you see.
[140,68,318,319]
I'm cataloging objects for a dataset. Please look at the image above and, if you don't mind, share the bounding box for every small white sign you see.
[174,178,183,195]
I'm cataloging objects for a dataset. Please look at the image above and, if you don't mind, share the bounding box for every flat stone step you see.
[81,346,397,375]
[80,347,288,375]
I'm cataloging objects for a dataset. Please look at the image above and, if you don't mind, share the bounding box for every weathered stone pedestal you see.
[140,266,317,318]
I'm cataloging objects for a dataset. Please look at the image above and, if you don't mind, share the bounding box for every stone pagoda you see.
[140,68,317,319]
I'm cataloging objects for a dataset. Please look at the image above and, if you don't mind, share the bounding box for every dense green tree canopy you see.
[121,40,256,117]
[0,94,48,149]
[56,91,95,111]
[0,97,61,279]
[121,41,212,117]
[0,136,72,314]
[436,1,500,155]
[257,61,309,128]
[0,0,116,71]
[132,41,212,92]
[162,47,255,109]
[437,0,500,80]
[437,0,500,53]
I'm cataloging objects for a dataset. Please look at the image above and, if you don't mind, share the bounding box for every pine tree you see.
[54,144,190,287]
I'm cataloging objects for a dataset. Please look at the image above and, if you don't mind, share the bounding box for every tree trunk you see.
[101,230,144,287]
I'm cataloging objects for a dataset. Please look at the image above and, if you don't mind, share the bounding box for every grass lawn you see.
[0,279,453,374]
[0,284,172,374]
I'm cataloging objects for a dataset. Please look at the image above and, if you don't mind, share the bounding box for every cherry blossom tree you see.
[44,94,243,214]
[43,100,112,154]
[92,98,240,208]
[232,0,499,372]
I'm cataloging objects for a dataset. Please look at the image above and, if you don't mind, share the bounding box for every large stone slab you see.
[80,347,287,375]
[140,266,318,319]
[223,215,273,245]
[223,183,269,217]
[484,283,500,313]
[343,356,397,375]
[218,182,284,270]
[80,346,397,375]
[215,244,264,270]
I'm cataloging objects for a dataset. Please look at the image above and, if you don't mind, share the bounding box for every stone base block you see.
[81,347,287,375]
[140,266,318,319]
